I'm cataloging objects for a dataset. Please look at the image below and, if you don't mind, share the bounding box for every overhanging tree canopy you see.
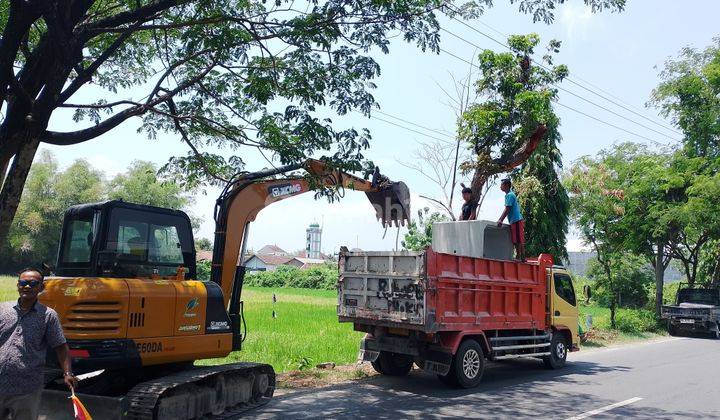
[0,0,626,247]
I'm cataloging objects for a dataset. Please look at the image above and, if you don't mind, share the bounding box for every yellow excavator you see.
[38,159,410,419]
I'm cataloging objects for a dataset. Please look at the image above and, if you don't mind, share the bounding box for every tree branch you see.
[468,124,547,202]
[165,97,229,183]
[43,57,217,145]
[0,3,40,109]
[419,194,455,220]
[82,0,192,31]
[58,22,142,104]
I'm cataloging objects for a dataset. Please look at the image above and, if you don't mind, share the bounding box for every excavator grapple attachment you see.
[366,181,411,227]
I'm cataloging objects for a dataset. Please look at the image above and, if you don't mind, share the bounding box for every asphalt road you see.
[258,337,720,419]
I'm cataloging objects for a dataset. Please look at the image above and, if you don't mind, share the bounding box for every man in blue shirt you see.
[497,178,525,261]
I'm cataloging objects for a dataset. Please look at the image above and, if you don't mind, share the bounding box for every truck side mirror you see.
[583,285,592,303]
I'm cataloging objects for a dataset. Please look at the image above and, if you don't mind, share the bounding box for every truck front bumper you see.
[668,318,718,334]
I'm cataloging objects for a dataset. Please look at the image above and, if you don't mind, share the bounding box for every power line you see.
[554,85,680,140]
[438,46,669,145]
[562,76,680,136]
[368,114,455,143]
[441,6,682,137]
[467,16,672,124]
[373,109,455,138]
[555,102,666,145]
[439,27,680,141]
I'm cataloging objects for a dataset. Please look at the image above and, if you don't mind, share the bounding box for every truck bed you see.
[337,249,552,333]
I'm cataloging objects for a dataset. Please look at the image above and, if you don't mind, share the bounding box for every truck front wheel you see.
[371,351,413,376]
[543,333,568,369]
[438,339,485,388]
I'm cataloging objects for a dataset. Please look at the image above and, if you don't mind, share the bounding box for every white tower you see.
[306,223,322,259]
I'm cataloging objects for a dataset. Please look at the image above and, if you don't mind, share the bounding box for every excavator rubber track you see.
[40,362,275,419]
[125,362,275,419]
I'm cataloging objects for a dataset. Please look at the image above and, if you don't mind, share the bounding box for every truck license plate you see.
[680,319,695,324]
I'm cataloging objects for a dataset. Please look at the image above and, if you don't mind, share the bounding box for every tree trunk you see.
[448,135,462,214]
[655,243,665,317]
[0,153,10,193]
[711,243,720,288]
[601,260,616,329]
[0,135,39,247]
[689,261,697,288]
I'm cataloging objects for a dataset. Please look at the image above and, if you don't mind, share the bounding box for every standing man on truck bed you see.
[497,178,525,261]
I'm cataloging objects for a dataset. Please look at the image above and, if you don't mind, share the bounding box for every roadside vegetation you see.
[197,261,338,290]
[0,154,197,273]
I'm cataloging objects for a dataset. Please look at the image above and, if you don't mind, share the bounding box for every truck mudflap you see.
[360,335,452,376]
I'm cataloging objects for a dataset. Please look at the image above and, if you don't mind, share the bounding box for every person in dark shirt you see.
[459,186,477,221]
[0,268,77,420]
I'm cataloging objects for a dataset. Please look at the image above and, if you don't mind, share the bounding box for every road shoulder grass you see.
[0,275,16,302]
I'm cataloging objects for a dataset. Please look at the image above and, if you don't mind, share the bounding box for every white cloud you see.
[566,237,591,253]
[559,2,596,42]
[87,154,124,178]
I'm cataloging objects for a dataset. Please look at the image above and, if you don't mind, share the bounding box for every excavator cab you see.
[55,201,197,279]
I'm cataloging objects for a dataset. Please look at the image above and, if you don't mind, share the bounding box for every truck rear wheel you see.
[371,351,413,376]
[543,333,568,369]
[438,339,484,389]
[668,322,679,337]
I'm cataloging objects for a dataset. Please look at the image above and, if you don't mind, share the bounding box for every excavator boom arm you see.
[209,159,410,346]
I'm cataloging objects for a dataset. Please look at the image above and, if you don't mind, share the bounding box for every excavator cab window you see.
[59,210,97,265]
[104,207,194,277]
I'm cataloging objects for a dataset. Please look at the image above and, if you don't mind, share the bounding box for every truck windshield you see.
[677,289,720,306]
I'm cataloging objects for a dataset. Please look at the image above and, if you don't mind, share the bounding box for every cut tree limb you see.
[469,124,547,202]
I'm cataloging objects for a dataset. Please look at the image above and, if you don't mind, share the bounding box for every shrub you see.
[587,254,654,309]
[196,259,211,281]
[614,309,660,334]
[244,263,338,290]
[663,282,681,305]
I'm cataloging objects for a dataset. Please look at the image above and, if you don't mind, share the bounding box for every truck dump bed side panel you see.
[338,252,426,326]
[426,250,548,331]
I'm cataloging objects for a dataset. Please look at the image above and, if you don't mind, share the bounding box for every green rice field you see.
[0,276,362,373]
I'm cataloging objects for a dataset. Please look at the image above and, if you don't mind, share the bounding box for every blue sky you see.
[41,0,719,255]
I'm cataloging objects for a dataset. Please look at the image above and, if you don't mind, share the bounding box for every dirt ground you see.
[276,363,381,394]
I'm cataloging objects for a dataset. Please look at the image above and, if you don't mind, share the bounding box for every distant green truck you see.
[661,286,720,339]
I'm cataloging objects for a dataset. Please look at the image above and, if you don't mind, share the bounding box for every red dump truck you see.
[338,221,580,388]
